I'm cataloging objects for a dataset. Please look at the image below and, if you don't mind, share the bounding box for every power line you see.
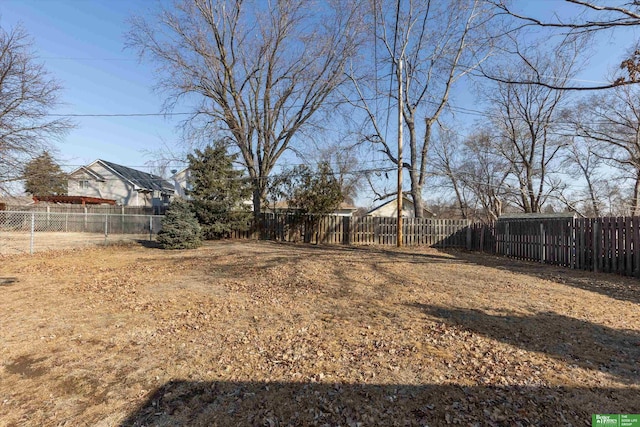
[47,112,193,118]
[39,57,138,62]
[44,94,383,118]
[42,95,638,128]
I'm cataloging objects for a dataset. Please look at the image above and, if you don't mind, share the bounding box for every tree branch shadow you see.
[446,250,640,305]
[408,303,640,384]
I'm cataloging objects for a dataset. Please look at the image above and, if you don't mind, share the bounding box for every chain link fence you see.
[0,211,163,255]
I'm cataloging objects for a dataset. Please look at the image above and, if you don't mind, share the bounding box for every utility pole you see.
[397,57,403,247]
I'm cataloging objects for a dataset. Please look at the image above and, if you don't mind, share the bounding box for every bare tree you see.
[483,36,583,212]
[431,127,510,221]
[460,130,510,221]
[568,85,640,214]
[557,132,607,216]
[430,128,472,219]
[127,0,364,215]
[348,0,498,217]
[310,143,366,205]
[485,1,640,89]
[0,24,72,194]
[494,1,640,32]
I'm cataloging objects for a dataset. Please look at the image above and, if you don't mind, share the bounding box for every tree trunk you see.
[252,188,261,217]
[585,175,600,217]
[452,181,467,219]
[411,189,425,219]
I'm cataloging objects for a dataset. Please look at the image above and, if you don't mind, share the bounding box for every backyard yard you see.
[0,240,638,426]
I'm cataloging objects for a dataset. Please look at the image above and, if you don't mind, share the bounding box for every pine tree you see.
[290,162,344,216]
[188,143,252,239]
[157,198,202,249]
[23,151,68,196]
[269,161,344,217]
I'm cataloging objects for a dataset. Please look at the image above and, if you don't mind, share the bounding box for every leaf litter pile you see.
[1,241,638,426]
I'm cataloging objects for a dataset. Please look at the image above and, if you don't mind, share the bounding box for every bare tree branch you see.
[127,0,365,215]
[0,24,73,195]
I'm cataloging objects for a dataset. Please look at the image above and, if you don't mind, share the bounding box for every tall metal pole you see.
[397,58,403,247]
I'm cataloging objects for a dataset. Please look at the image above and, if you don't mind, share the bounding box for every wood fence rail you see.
[469,216,640,277]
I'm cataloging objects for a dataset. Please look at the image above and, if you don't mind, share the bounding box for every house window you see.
[79,180,89,189]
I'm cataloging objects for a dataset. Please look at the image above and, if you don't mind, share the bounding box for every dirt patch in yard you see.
[0,241,638,426]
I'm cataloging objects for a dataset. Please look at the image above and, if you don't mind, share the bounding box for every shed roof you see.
[33,195,116,205]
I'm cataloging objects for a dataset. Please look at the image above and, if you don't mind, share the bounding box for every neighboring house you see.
[265,201,359,217]
[68,159,174,207]
[171,168,192,198]
[0,196,36,206]
[367,196,436,218]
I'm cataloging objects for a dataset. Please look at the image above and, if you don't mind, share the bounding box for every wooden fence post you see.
[626,216,632,276]
[634,217,640,278]
[539,222,545,263]
[505,222,510,256]
[593,219,601,273]
[343,216,351,245]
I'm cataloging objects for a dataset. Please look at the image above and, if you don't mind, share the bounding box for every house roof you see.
[73,166,105,182]
[367,196,435,216]
[170,167,189,179]
[100,160,174,193]
[0,196,36,206]
[72,160,174,194]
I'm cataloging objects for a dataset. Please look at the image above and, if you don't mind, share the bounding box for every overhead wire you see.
[41,95,639,128]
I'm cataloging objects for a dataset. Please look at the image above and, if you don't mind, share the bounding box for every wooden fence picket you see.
[465,215,640,277]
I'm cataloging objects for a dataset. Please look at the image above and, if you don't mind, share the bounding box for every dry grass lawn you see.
[0,240,639,426]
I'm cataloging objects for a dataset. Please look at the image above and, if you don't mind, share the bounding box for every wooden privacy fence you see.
[469,216,640,277]
[231,214,471,248]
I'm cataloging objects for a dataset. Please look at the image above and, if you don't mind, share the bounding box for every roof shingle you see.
[100,160,174,193]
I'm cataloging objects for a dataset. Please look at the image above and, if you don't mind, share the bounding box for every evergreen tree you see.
[267,161,344,243]
[188,143,252,239]
[23,151,68,196]
[157,198,202,249]
[290,162,344,216]
[269,161,344,216]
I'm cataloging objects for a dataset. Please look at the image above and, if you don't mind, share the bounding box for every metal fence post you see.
[149,215,153,241]
[104,214,108,244]
[30,213,35,255]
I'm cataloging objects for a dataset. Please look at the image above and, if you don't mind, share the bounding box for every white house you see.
[68,159,175,207]
[367,196,436,218]
[171,168,192,198]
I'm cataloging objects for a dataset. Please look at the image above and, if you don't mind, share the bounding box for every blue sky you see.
[1,0,182,173]
[1,0,638,203]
